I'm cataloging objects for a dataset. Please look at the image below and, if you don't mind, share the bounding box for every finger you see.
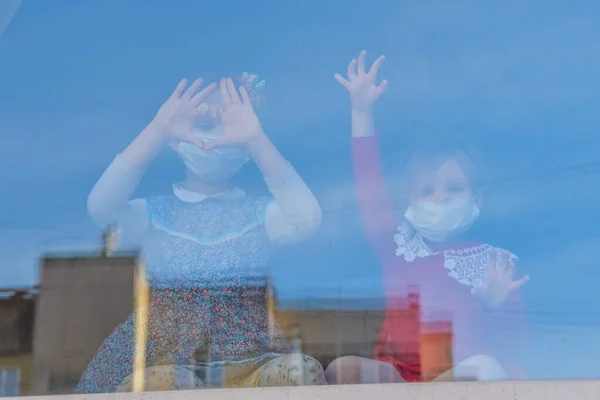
[378,80,389,93]
[374,80,388,97]
[368,55,386,77]
[487,265,498,283]
[219,78,231,106]
[182,78,204,100]
[357,50,366,74]
[510,275,530,290]
[506,258,516,280]
[334,73,351,88]
[226,78,242,105]
[348,58,357,78]
[499,251,511,275]
[189,82,216,107]
[239,86,252,106]
[485,249,500,281]
[170,79,187,99]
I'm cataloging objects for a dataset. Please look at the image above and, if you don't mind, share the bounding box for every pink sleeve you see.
[351,135,399,270]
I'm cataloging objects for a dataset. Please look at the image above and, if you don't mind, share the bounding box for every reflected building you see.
[30,252,137,395]
[271,290,454,380]
[1,250,455,395]
[0,288,36,396]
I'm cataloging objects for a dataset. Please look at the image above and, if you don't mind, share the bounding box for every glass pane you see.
[0,368,20,397]
[1,0,600,396]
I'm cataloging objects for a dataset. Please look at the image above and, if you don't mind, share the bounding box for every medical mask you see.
[178,128,250,182]
[404,198,480,242]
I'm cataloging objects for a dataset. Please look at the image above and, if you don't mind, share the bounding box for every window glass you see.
[1,0,600,395]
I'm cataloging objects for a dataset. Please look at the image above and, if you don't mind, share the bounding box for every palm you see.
[153,78,217,147]
[335,50,388,110]
[156,99,197,139]
[471,250,530,308]
[203,78,264,150]
[221,103,262,142]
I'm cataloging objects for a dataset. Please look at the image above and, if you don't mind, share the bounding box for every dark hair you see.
[404,138,482,191]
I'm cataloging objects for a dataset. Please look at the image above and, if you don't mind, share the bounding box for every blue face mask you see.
[178,128,250,182]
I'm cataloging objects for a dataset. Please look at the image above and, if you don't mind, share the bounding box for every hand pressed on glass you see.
[151,78,218,149]
[201,78,265,150]
[471,250,530,309]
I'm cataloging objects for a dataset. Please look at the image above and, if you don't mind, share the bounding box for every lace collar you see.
[394,223,517,288]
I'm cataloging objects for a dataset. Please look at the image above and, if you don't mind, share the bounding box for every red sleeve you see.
[351,135,399,270]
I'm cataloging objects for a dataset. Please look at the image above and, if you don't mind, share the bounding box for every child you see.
[76,76,326,393]
[326,51,529,384]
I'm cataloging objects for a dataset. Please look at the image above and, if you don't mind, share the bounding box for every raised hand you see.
[203,78,265,150]
[471,250,530,308]
[152,78,217,148]
[335,50,388,111]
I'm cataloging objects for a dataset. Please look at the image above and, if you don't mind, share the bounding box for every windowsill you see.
[13,380,600,400]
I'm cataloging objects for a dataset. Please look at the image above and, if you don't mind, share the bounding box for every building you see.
[0,289,35,356]
[0,288,37,396]
[2,248,453,396]
[30,252,138,395]
[272,291,453,377]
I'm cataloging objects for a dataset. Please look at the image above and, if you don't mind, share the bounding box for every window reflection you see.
[1,1,600,397]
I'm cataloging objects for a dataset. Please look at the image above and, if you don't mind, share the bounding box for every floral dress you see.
[75,195,294,393]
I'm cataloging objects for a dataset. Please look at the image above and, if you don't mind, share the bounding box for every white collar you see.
[172,182,246,203]
[394,223,517,289]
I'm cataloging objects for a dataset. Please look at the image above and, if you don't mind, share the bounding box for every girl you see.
[326,51,529,384]
[76,76,326,393]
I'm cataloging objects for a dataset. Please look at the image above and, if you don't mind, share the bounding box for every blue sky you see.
[1,0,600,380]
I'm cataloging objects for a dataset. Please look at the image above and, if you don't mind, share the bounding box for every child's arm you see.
[334,51,398,263]
[88,78,216,245]
[201,78,322,245]
[246,134,322,245]
[87,153,149,245]
[87,121,170,234]
[351,123,399,263]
